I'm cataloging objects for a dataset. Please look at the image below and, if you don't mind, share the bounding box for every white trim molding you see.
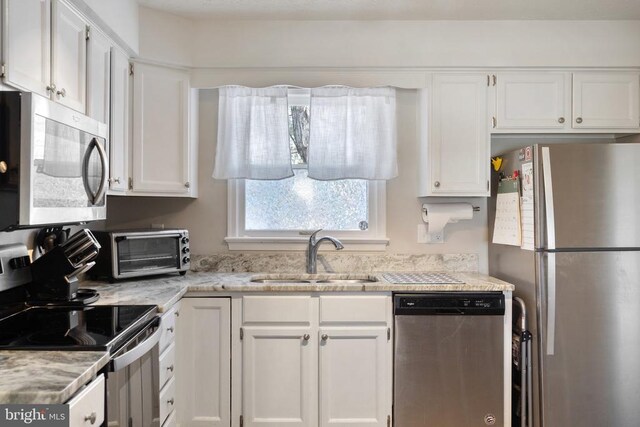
[226,179,389,251]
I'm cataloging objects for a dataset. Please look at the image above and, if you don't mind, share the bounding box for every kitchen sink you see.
[250,274,378,284]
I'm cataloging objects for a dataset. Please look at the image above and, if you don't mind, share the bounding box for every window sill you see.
[224,236,390,252]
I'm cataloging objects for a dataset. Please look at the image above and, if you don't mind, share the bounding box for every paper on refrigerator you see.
[520,162,535,251]
[492,179,522,246]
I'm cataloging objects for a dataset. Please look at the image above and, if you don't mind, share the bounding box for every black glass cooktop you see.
[0,305,157,352]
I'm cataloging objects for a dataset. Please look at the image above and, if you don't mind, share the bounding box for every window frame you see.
[225,178,389,251]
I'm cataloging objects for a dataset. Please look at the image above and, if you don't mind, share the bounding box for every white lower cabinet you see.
[159,302,180,426]
[239,294,392,427]
[67,374,105,427]
[176,297,231,427]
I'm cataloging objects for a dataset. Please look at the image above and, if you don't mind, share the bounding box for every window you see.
[226,90,388,251]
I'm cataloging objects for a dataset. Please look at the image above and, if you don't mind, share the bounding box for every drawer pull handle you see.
[167,365,174,372]
[167,398,175,405]
[84,412,97,425]
[167,326,174,333]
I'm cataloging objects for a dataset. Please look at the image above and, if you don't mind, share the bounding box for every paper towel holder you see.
[421,204,480,244]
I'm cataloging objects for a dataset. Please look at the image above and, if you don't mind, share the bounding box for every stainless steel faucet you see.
[306,229,344,274]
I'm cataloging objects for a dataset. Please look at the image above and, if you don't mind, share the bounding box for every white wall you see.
[106,89,491,269]
[138,7,194,66]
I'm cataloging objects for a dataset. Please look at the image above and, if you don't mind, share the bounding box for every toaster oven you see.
[90,229,190,281]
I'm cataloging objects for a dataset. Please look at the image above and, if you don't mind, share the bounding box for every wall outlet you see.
[417,224,444,244]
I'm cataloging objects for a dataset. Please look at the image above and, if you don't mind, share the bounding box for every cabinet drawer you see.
[162,409,176,427]
[159,376,176,425]
[68,374,105,427]
[320,295,388,323]
[243,295,313,324]
[160,304,179,352]
[159,342,176,388]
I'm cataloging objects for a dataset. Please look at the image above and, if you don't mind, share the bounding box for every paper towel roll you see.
[422,203,474,242]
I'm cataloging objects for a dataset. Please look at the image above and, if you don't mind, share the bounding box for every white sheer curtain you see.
[213,86,293,180]
[307,87,397,180]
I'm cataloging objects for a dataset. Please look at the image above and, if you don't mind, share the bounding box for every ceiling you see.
[137,0,640,20]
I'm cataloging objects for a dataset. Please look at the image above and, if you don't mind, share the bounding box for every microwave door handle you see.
[82,138,108,205]
[111,319,162,371]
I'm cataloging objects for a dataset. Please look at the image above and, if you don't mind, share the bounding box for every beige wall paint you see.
[106,89,490,271]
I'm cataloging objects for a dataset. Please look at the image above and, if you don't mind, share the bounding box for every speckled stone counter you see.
[0,351,109,404]
[86,271,514,311]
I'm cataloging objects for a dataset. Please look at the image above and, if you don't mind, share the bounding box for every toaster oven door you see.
[112,232,188,279]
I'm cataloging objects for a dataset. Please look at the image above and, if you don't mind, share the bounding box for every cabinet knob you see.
[184,182,190,188]
[174,311,180,317]
[108,177,121,184]
[0,161,7,174]
[321,334,329,341]
[84,412,97,425]
[434,181,441,188]
[167,365,174,372]
[56,88,66,98]
[303,334,310,341]
[167,326,174,333]
[167,398,175,406]
[558,117,565,124]
[576,117,583,124]
[46,84,56,93]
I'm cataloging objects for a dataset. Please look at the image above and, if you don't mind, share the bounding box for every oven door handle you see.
[111,318,162,371]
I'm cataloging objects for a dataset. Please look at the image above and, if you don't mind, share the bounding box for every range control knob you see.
[182,247,190,254]
[181,236,190,244]
[182,256,191,264]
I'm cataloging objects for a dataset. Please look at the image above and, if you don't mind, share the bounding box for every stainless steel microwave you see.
[90,229,191,281]
[0,91,108,231]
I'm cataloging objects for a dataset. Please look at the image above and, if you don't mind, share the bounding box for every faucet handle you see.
[309,229,323,243]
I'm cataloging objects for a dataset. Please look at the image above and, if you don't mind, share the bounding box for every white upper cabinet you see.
[572,72,640,129]
[2,0,51,97]
[51,0,87,112]
[86,26,111,125]
[131,62,196,196]
[419,74,490,197]
[108,47,130,194]
[495,72,570,130]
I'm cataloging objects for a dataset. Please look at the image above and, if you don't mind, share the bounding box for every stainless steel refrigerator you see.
[488,143,640,427]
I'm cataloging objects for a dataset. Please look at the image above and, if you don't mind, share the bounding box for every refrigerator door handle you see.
[541,147,556,250]
[546,252,557,356]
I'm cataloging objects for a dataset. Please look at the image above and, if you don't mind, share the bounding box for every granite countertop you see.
[1,270,514,404]
[88,271,514,311]
[0,351,109,404]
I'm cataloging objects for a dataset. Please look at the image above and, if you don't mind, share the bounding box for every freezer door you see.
[536,143,640,249]
[538,251,640,427]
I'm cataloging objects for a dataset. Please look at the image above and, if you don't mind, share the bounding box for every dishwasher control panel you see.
[394,292,505,315]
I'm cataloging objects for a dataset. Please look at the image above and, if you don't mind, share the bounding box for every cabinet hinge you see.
[240,415,244,427]
[0,64,5,78]
[387,415,391,427]
[129,63,134,76]
[85,25,90,40]
[492,74,497,86]
[240,327,244,340]
[492,116,497,128]
[487,180,490,191]
[128,177,133,190]
[487,75,490,86]
[387,327,391,341]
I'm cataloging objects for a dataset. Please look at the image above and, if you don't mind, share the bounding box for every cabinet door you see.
[132,63,191,195]
[86,26,111,124]
[573,72,640,129]
[51,0,87,112]
[495,72,569,129]
[242,327,317,427]
[177,298,231,427]
[2,0,51,97]
[319,328,390,427]
[108,47,130,194]
[428,74,490,196]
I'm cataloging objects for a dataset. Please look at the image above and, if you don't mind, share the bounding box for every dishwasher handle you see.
[394,292,505,316]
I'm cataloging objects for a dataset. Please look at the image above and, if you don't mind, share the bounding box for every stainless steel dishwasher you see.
[394,292,506,427]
